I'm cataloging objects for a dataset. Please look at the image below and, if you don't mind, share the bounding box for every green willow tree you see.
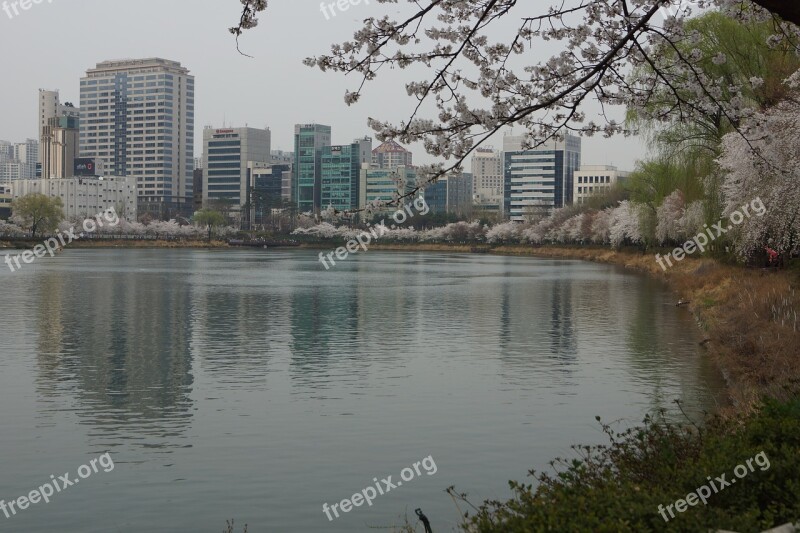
[623,11,800,245]
[11,194,64,239]
[193,208,226,242]
[628,12,800,164]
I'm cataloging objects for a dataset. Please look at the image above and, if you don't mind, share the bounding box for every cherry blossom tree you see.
[718,88,800,258]
[485,221,523,244]
[591,208,614,243]
[609,200,644,247]
[0,220,25,238]
[231,0,800,208]
[656,189,686,244]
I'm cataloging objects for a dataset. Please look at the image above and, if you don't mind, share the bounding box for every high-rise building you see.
[38,90,79,166]
[424,179,448,214]
[294,124,331,213]
[422,173,472,216]
[320,138,372,212]
[0,162,26,184]
[360,165,417,213]
[202,126,271,208]
[41,116,80,179]
[447,172,473,216]
[270,150,294,166]
[573,165,629,205]
[249,163,290,227]
[10,139,39,180]
[471,148,503,207]
[372,140,413,169]
[0,141,13,163]
[503,134,581,222]
[79,58,195,217]
[353,137,373,167]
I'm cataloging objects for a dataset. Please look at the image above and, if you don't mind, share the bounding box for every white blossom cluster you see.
[293,220,486,243]
[1,217,239,239]
[297,1,790,186]
[718,94,800,258]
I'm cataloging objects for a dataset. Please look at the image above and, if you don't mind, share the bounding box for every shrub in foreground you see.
[458,399,800,532]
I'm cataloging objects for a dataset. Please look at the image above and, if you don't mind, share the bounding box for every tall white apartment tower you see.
[14,139,39,179]
[79,58,195,217]
[39,90,59,158]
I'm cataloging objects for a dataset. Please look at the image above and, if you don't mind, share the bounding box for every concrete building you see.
[0,184,12,219]
[0,141,13,163]
[14,139,39,179]
[270,150,294,166]
[202,126,271,208]
[503,134,581,222]
[471,147,503,208]
[39,90,79,166]
[573,165,629,205]
[0,162,30,184]
[372,140,413,169]
[321,138,372,212]
[11,177,138,221]
[294,124,331,213]
[80,58,195,217]
[353,137,373,167]
[41,116,80,179]
[360,165,417,213]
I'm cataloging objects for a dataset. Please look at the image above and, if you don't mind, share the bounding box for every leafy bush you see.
[458,399,800,532]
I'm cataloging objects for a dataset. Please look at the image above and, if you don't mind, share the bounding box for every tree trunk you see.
[751,1,800,26]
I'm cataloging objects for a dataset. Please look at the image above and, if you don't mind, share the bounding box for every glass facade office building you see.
[294,124,331,213]
[503,135,581,222]
[202,127,271,207]
[320,144,362,211]
[359,166,417,213]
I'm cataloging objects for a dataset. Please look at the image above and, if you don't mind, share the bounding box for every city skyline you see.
[0,0,646,171]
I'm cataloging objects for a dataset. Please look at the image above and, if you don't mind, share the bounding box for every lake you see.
[0,248,724,532]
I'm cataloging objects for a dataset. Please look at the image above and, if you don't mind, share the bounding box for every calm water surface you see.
[0,249,724,532]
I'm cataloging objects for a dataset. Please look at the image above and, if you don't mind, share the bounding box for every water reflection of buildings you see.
[495,262,578,377]
[34,268,194,449]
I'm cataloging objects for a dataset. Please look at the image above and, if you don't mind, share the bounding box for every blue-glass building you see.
[320,144,362,211]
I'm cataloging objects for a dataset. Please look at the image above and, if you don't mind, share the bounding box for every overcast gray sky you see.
[0,0,647,170]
